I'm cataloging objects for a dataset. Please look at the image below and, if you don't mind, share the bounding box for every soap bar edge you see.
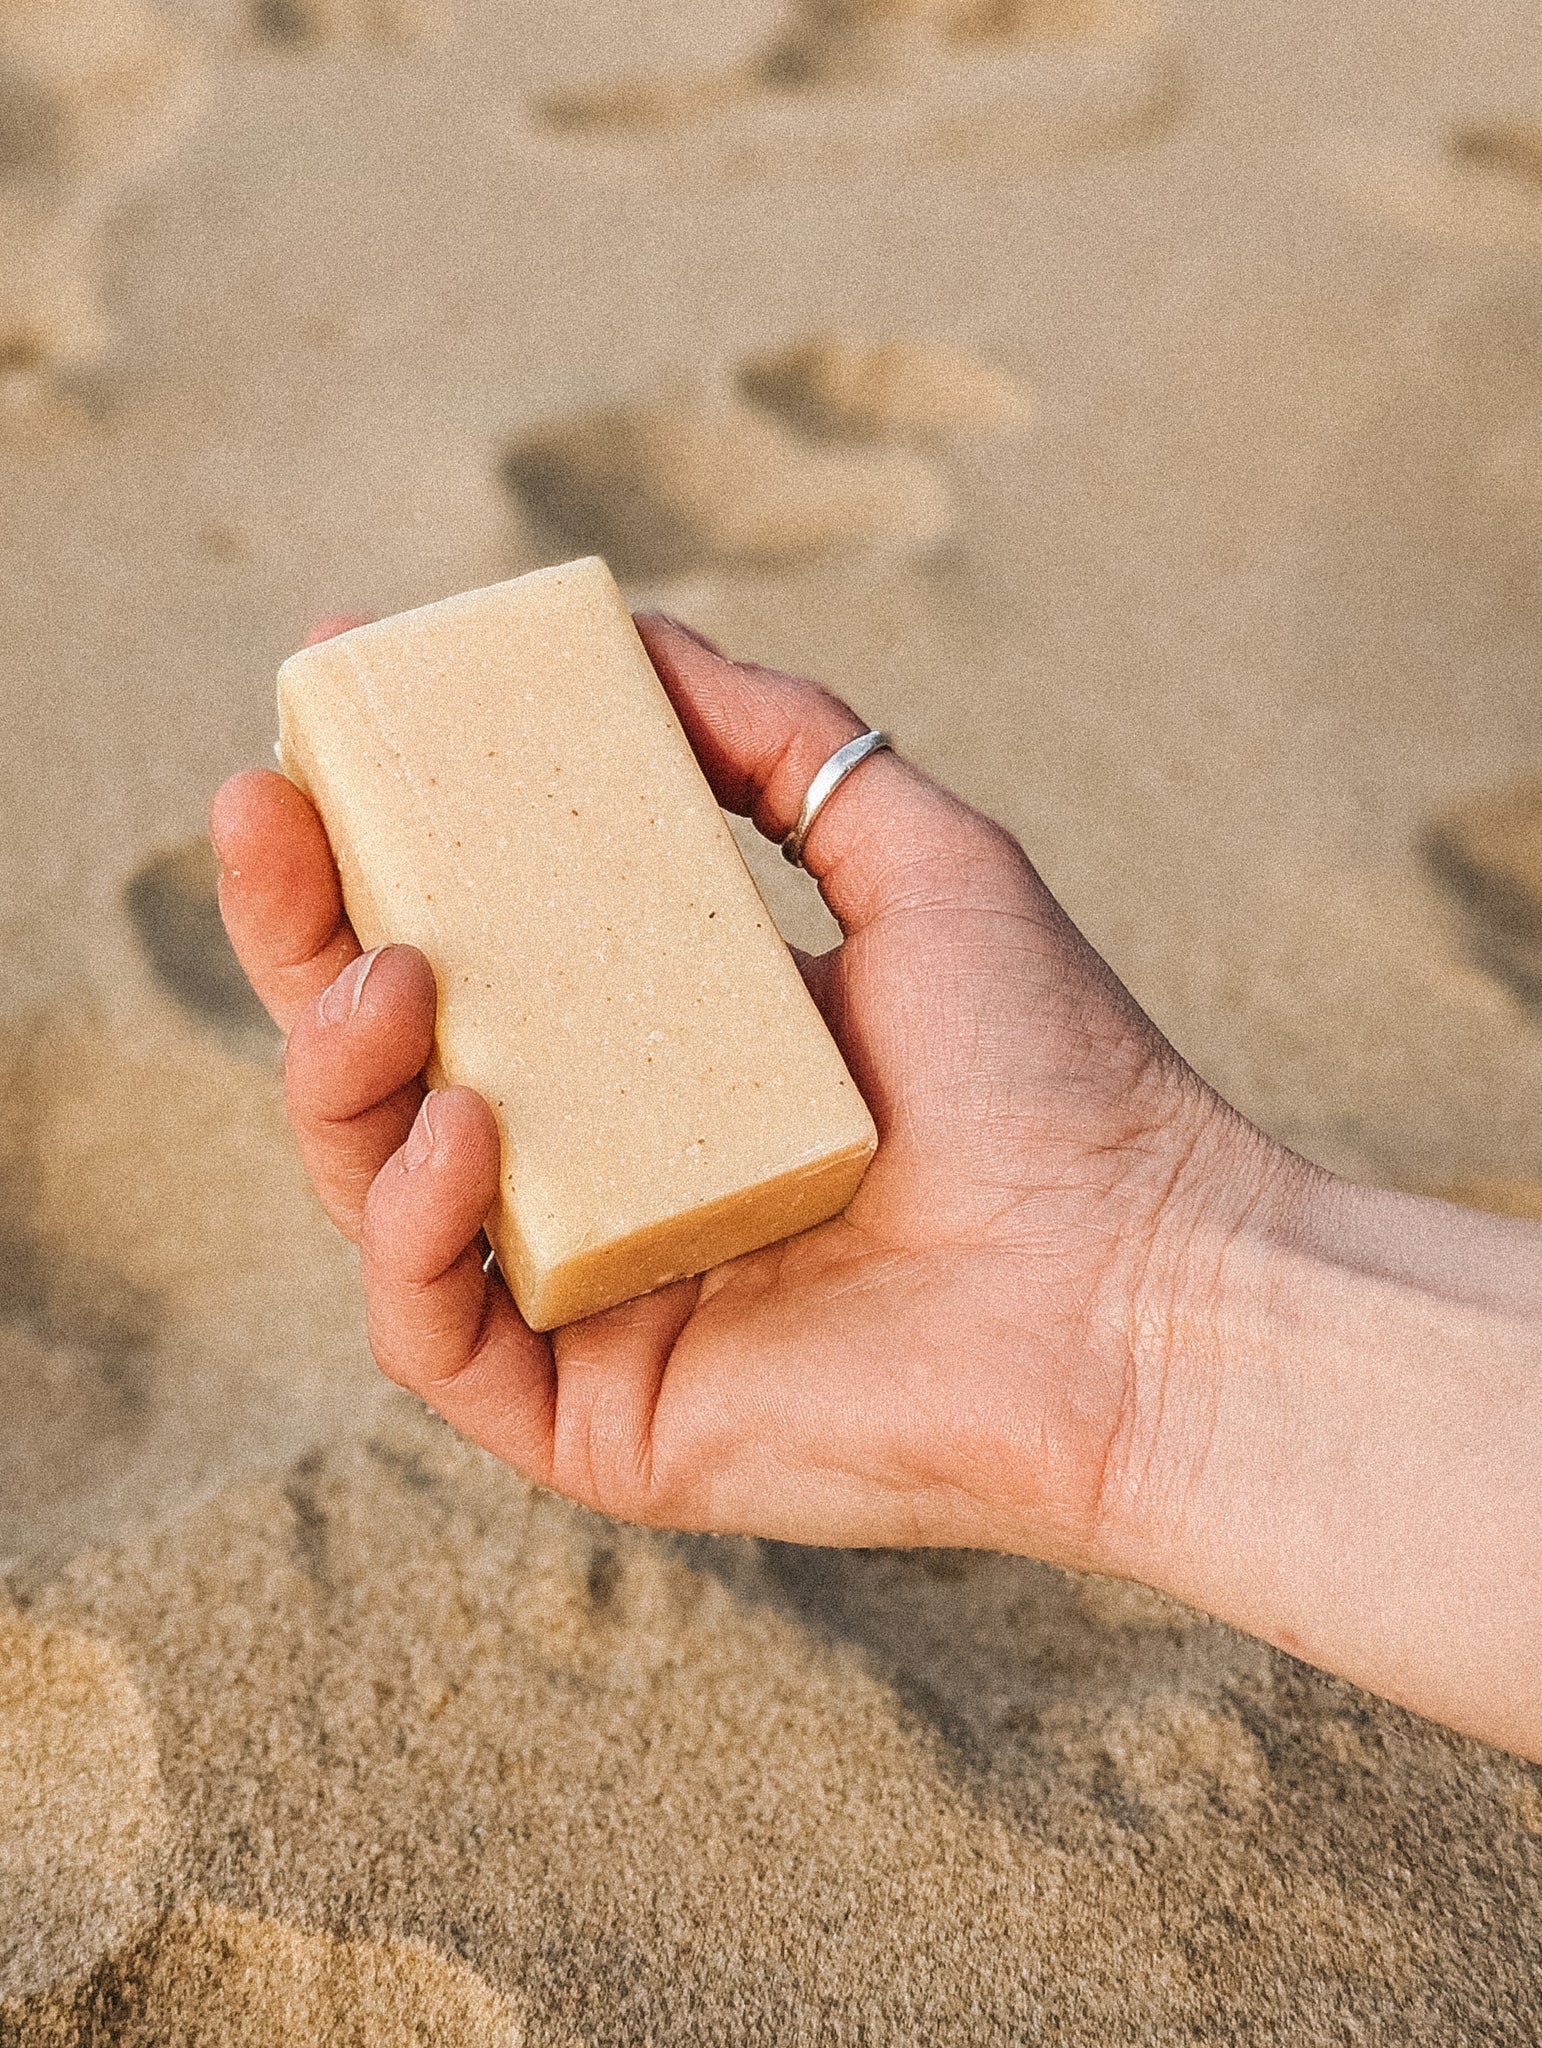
[274,560,881,1329]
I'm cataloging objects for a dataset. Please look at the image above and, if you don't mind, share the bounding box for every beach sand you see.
[3,0,1542,2035]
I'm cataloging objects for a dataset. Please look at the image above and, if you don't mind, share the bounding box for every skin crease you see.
[212,612,1542,1762]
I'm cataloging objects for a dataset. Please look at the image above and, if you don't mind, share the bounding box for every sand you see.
[3,0,1542,2034]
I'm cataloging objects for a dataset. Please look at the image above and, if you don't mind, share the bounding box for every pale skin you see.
[211,613,1542,1762]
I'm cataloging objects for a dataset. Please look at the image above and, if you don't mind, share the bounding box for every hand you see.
[210,614,1275,1568]
[212,612,1542,1758]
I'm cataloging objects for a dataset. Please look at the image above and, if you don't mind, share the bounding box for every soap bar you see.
[276,557,877,1331]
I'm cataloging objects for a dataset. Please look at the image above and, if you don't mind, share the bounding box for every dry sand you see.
[3,0,1542,2036]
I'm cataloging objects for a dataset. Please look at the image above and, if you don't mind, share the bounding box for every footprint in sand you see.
[754,0,1152,88]
[1332,118,1542,254]
[740,334,1031,444]
[0,0,438,441]
[1425,1176,1542,1222]
[11,1903,536,2046]
[0,1613,171,2004]
[506,391,951,580]
[0,0,202,441]
[503,336,1028,580]
[1433,117,1542,245]
[1427,775,1542,998]
[0,1007,367,1566]
[244,0,442,50]
[1451,120,1542,193]
[0,1225,162,1566]
[537,0,1176,171]
[125,839,278,1057]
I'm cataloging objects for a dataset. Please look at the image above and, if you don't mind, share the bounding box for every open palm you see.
[211,613,1243,1568]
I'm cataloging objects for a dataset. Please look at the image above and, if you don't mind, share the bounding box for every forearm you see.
[1114,1157,1542,1760]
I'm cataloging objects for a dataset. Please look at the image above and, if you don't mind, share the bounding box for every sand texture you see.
[3,0,1542,2035]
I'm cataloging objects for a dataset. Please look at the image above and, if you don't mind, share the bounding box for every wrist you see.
[1087,1090,1308,1583]
[1103,1125,1542,1756]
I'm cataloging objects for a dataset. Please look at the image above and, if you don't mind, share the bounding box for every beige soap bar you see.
[277,557,877,1330]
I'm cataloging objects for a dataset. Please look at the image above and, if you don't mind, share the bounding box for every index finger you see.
[209,613,373,1034]
[209,769,360,1035]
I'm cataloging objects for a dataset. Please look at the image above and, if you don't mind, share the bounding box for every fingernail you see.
[318,947,382,1027]
[302,613,373,650]
[652,612,729,658]
[402,1092,438,1172]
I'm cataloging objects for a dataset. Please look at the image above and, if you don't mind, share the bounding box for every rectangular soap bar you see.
[276,556,877,1331]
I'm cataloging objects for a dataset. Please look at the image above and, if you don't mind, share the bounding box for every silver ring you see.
[782,729,892,867]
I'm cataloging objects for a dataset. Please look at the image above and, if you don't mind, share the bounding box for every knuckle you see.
[549,1374,650,1522]
[549,1375,606,1511]
[366,1323,422,1392]
[281,1038,311,1119]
